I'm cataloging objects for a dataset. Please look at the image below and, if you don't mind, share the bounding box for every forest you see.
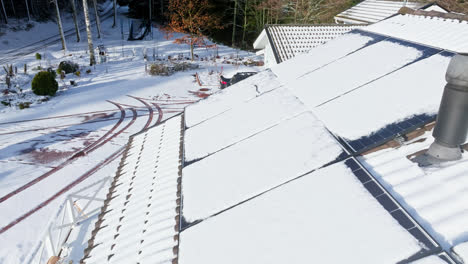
[1,0,468,49]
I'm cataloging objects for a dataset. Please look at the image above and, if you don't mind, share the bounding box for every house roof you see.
[80,115,184,264]
[334,0,426,24]
[179,13,467,263]
[253,24,364,64]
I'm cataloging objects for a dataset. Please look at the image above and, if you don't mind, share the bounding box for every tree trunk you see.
[0,0,7,24]
[8,0,15,17]
[54,0,67,51]
[190,37,194,61]
[231,0,238,47]
[71,0,81,42]
[92,0,101,39]
[160,0,163,18]
[241,0,247,46]
[112,0,116,27]
[83,0,96,65]
[24,0,30,20]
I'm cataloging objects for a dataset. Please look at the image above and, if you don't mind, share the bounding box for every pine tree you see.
[83,0,96,65]
[53,0,67,51]
[71,0,81,42]
[232,0,238,47]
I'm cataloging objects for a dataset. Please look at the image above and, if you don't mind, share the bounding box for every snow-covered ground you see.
[0,3,263,263]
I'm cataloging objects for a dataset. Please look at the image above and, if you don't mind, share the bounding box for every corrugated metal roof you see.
[80,115,184,264]
[265,24,364,63]
[335,0,424,24]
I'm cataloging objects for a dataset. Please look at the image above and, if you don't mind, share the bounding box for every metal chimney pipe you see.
[424,54,468,163]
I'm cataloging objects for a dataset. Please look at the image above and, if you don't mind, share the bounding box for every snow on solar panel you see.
[287,37,440,110]
[273,30,386,84]
[184,87,307,162]
[81,115,183,264]
[364,14,468,54]
[184,70,281,128]
[182,112,343,222]
[314,52,453,150]
[179,161,423,264]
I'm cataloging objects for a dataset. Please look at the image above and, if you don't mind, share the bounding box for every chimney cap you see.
[446,54,468,87]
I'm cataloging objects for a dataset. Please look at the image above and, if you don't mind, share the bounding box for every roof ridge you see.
[398,7,468,22]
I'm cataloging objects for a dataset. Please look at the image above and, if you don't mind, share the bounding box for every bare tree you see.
[8,0,15,17]
[83,0,96,65]
[53,0,67,51]
[232,0,238,47]
[24,0,31,21]
[92,0,102,38]
[113,0,116,27]
[71,0,81,42]
[0,0,7,24]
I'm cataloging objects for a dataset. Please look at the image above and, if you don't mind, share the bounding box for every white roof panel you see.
[179,162,422,264]
[184,87,307,161]
[81,115,184,264]
[364,14,468,54]
[182,112,343,221]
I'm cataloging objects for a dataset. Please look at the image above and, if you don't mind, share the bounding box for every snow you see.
[410,255,447,264]
[271,31,376,84]
[0,3,263,262]
[82,116,182,264]
[364,14,468,54]
[361,132,468,250]
[454,242,468,263]
[184,87,307,161]
[315,53,450,140]
[182,112,343,222]
[184,69,280,128]
[286,40,423,109]
[179,161,422,264]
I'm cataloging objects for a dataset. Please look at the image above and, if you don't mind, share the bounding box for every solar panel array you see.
[81,115,184,264]
[343,113,436,154]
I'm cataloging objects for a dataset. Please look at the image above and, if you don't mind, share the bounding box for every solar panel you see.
[344,157,439,250]
[343,113,436,154]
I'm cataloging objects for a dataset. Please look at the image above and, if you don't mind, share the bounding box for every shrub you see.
[58,61,79,74]
[18,102,31,109]
[172,62,199,72]
[35,53,42,60]
[149,63,170,76]
[47,67,57,78]
[74,71,81,77]
[32,71,58,96]
[86,69,92,74]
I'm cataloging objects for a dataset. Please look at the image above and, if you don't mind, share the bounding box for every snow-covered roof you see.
[81,11,468,264]
[81,115,184,264]
[334,0,425,24]
[253,24,364,63]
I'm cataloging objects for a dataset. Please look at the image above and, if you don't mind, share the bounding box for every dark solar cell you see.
[391,209,415,229]
[353,169,372,183]
[344,158,360,172]
[376,194,399,212]
[344,113,436,154]
[408,227,437,249]
[364,181,384,197]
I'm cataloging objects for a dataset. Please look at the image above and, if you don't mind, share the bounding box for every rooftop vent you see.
[416,54,468,166]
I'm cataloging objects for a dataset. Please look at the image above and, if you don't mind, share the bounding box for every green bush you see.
[32,71,58,96]
[35,53,42,60]
[47,67,57,78]
[18,102,31,109]
[58,61,79,74]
